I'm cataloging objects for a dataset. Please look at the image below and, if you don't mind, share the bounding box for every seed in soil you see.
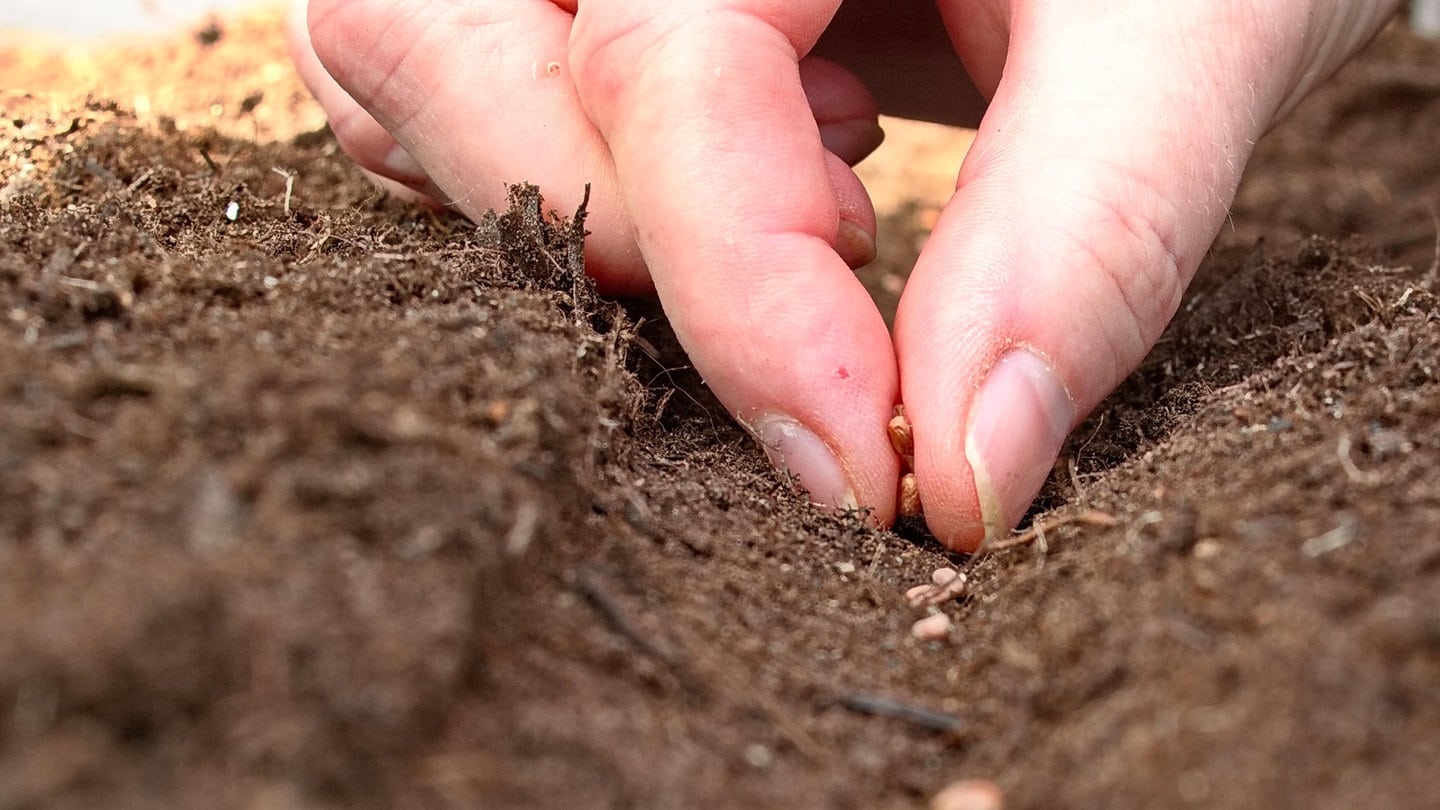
[905,568,968,608]
[899,472,923,518]
[888,405,915,464]
[930,780,1005,810]
[911,612,952,641]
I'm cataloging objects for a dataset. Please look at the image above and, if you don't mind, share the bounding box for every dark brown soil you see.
[2,11,1438,810]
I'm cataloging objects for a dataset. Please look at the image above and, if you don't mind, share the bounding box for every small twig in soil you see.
[1032,518,1049,570]
[1073,411,1106,458]
[836,693,964,734]
[866,541,885,577]
[1301,514,1359,558]
[1067,455,1085,509]
[197,145,221,176]
[271,167,296,216]
[1336,434,1383,485]
[126,169,153,194]
[576,569,680,667]
[982,510,1119,553]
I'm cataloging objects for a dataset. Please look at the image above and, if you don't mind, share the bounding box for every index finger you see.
[569,1,901,518]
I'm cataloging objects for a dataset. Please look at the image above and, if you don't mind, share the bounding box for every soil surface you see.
[2,10,1439,810]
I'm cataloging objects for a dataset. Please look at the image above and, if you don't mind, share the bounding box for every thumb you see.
[898,1,1397,550]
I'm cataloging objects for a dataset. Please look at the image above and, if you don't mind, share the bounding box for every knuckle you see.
[570,8,775,124]
[568,13,671,108]
[1045,161,1187,362]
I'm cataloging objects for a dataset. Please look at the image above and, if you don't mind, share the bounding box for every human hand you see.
[288,0,906,525]
[884,0,1399,548]
[289,0,1401,550]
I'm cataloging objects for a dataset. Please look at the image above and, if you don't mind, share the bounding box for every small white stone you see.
[743,743,773,768]
[911,612,952,641]
[836,561,856,574]
[224,201,239,221]
[932,567,959,586]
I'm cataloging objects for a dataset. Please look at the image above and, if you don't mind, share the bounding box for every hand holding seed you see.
[292,0,1402,547]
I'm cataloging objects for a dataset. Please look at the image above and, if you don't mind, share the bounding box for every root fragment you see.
[983,510,1119,553]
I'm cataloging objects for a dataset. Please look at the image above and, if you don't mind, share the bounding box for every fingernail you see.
[964,350,1075,542]
[836,219,877,269]
[752,414,857,510]
[382,143,428,183]
[819,119,885,164]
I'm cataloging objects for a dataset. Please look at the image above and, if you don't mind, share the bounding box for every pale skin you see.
[288,0,1402,551]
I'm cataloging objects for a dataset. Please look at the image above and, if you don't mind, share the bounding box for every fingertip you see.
[800,56,885,165]
[360,169,448,212]
[567,4,900,521]
[825,151,877,269]
[288,0,420,188]
[836,219,877,270]
[929,348,1074,551]
[752,413,858,512]
[818,120,885,167]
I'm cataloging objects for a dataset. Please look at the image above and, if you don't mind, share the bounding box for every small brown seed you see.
[899,472,922,518]
[888,405,915,465]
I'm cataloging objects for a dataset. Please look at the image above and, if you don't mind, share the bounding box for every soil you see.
[2,10,1439,810]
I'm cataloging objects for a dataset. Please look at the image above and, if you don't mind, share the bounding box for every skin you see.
[289,0,1401,551]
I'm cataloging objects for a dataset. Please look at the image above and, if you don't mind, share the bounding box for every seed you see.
[906,569,968,608]
[905,583,934,607]
[911,612,952,641]
[899,472,922,518]
[930,780,1005,810]
[888,405,914,465]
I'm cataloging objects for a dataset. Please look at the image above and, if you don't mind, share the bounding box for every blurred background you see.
[1,0,262,37]
[4,0,1438,39]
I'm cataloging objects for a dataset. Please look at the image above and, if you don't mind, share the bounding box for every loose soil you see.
[1,11,1438,810]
